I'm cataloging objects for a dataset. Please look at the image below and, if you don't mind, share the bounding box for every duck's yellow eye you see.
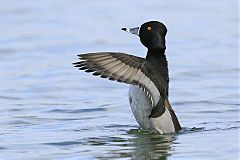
[147,26,152,31]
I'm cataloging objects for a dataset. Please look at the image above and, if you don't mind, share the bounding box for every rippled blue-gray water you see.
[0,0,239,160]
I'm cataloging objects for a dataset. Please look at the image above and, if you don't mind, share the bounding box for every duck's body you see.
[129,85,175,133]
[73,21,182,134]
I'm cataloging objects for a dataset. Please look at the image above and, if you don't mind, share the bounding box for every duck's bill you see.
[121,27,139,36]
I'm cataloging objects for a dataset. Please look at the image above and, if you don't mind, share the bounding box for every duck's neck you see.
[146,48,169,92]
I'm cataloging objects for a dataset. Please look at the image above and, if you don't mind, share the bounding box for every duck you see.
[73,21,182,134]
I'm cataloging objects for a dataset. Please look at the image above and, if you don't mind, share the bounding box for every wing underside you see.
[73,52,164,107]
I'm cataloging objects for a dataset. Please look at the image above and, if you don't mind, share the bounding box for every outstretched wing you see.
[73,52,167,107]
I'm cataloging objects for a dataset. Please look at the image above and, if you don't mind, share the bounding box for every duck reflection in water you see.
[86,129,176,160]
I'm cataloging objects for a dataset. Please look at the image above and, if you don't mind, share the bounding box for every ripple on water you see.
[47,107,106,113]
[173,100,239,106]
[44,140,83,147]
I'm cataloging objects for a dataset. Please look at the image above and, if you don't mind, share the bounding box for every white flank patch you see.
[129,85,175,134]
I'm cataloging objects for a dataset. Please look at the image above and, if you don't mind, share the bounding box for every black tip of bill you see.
[121,28,127,31]
[121,27,139,36]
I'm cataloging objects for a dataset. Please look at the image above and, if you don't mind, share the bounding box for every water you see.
[0,0,239,159]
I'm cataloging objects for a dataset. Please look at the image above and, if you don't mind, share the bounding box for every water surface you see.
[0,0,239,160]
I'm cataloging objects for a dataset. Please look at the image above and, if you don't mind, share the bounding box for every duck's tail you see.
[165,99,182,132]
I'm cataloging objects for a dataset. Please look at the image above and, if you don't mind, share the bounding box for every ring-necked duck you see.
[73,21,182,134]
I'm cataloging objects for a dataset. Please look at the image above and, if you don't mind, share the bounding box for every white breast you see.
[129,85,175,134]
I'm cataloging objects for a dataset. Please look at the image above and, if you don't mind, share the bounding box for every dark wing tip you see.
[117,79,124,83]
[108,77,116,81]
[100,74,108,78]
[73,61,85,67]
[92,72,101,76]
[85,69,95,73]
[79,66,88,70]
[77,54,88,60]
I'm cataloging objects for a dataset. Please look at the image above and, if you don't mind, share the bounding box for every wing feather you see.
[73,52,167,107]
